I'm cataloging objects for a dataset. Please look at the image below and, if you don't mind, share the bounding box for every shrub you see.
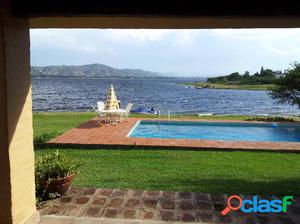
[34,132,58,147]
[35,150,81,180]
[35,150,82,202]
[246,116,295,122]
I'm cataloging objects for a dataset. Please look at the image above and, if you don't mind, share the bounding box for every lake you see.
[32,77,298,116]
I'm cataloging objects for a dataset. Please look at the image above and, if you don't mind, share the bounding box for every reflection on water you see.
[32,77,298,115]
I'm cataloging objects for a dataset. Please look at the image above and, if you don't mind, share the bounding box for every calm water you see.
[32,77,298,115]
[129,121,300,142]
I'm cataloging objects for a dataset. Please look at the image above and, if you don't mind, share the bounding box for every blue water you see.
[32,77,299,115]
[129,120,300,142]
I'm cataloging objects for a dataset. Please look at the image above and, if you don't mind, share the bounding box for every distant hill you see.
[31,63,166,78]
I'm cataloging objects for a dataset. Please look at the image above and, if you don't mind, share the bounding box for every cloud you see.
[30,29,98,53]
[30,28,300,75]
[106,29,172,42]
[209,28,300,40]
[261,42,289,56]
[209,28,300,57]
[30,29,196,49]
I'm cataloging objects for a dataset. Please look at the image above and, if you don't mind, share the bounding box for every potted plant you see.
[35,150,81,199]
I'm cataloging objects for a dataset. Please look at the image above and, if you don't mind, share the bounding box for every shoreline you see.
[33,112,300,122]
[178,82,274,91]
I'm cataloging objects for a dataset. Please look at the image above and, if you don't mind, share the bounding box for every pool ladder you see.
[157,110,171,135]
[157,110,161,133]
[168,110,171,136]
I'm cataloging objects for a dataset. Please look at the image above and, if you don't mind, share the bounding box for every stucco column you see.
[0,1,39,224]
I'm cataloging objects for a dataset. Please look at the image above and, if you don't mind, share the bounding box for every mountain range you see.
[31,63,168,78]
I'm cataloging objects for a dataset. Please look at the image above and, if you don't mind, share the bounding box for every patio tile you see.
[195,201,213,211]
[139,210,157,220]
[98,189,113,196]
[178,200,194,210]
[124,198,141,209]
[213,202,226,212]
[211,194,226,203]
[130,190,144,198]
[60,196,72,203]
[84,207,101,217]
[103,208,120,218]
[144,190,160,199]
[83,188,97,195]
[143,199,158,209]
[215,214,235,224]
[179,212,196,222]
[38,187,300,223]
[195,192,211,201]
[160,210,176,221]
[196,212,215,223]
[108,198,124,208]
[178,192,192,199]
[92,197,107,206]
[60,205,83,217]
[122,209,136,219]
[161,191,175,200]
[161,199,175,210]
[112,189,128,197]
[75,196,90,204]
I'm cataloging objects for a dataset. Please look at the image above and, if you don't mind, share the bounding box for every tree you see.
[227,72,241,81]
[243,71,250,78]
[260,66,265,75]
[269,62,300,109]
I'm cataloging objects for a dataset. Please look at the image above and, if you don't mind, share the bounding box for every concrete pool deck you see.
[49,118,300,152]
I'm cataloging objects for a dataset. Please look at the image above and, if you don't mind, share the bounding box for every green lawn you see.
[130,113,253,120]
[179,82,274,91]
[34,112,300,195]
[33,112,96,138]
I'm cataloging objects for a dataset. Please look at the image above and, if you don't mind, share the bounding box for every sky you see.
[30,29,300,77]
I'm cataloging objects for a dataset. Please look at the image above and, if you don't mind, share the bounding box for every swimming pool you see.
[128,120,300,142]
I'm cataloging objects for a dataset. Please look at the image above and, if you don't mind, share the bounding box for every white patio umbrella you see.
[105,84,120,110]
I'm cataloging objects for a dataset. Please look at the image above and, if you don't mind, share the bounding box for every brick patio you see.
[49,118,300,152]
[38,188,300,223]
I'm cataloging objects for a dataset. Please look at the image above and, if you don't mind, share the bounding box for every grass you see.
[34,112,300,195]
[35,148,300,195]
[179,82,274,91]
[33,112,95,141]
[130,113,252,120]
[130,113,298,122]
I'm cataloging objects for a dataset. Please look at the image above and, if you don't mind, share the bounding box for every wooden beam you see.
[13,0,300,18]
[31,16,300,29]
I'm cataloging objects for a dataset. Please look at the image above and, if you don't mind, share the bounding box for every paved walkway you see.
[49,118,300,152]
[38,188,300,223]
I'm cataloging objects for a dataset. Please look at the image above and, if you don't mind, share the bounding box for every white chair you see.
[91,101,104,113]
[121,103,133,122]
[98,101,108,124]
[92,101,107,125]
[97,101,105,111]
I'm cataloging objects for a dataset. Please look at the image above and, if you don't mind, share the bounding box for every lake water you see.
[32,77,298,115]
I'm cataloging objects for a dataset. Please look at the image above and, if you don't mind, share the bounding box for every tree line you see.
[206,62,300,112]
[207,67,282,85]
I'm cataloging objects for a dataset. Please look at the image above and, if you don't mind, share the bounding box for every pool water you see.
[128,120,300,142]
